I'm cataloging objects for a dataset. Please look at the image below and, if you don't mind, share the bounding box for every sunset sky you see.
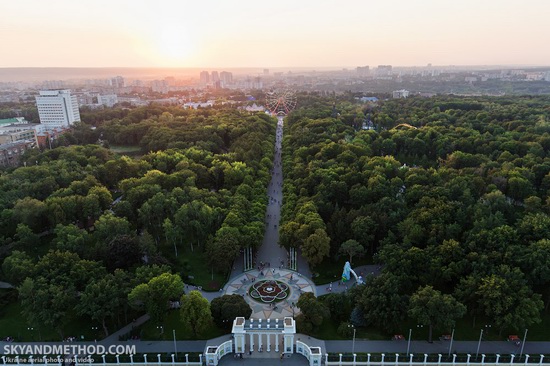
[1,0,549,68]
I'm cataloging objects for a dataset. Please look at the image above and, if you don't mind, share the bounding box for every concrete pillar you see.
[29,356,33,365]
[250,333,254,352]
[129,354,134,365]
[157,354,161,364]
[283,318,295,354]
[44,356,48,366]
[114,355,118,365]
[267,333,271,352]
[234,332,245,354]
[482,354,486,364]
[452,354,457,365]
[540,355,545,365]
[466,354,471,365]
[199,354,202,363]
[339,354,343,363]
[511,355,515,365]
[438,354,442,364]
[354,354,357,365]
[381,354,385,364]
[525,355,530,365]
[15,356,19,365]
[410,354,414,365]
[424,354,428,365]
[171,354,175,365]
[496,355,500,364]
[185,354,188,363]
[275,334,279,352]
[143,354,148,364]
[396,353,399,364]
[368,354,371,365]
[101,355,106,365]
[259,333,263,351]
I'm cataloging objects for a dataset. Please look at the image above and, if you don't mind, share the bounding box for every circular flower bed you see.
[249,280,290,303]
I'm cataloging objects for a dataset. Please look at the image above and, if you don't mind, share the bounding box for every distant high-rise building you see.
[356,66,370,76]
[263,69,269,75]
[211,71,220,82]
[36,90,81,128]
[376,65,393,76]
[200,71,210,85]
[110,76,125,88]
[220,71,233,84]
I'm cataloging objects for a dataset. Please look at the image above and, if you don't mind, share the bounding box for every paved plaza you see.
[223,268,315,319]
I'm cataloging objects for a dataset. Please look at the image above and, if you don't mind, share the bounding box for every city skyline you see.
[1,0,550,69]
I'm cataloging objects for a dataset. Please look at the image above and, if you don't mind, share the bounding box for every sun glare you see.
[154,24,194,64]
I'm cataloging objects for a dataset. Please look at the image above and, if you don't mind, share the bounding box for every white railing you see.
[214,340,233,361]
[325,353,547,366]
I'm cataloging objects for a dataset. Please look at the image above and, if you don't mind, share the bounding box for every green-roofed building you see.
[0,117,28,126]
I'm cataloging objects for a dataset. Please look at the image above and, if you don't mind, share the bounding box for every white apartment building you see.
[36,90,81,128]
[97,94,118,107]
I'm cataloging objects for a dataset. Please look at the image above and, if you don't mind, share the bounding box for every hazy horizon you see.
[2,0,550,70]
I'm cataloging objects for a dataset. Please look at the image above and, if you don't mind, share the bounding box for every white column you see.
[482,354,486,364]
[250,333,254,352]
[258,333,263,351]
[267,333,271,352]
[275,334,279,352]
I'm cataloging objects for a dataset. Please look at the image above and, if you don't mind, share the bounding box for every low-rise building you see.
[0,141,35,167]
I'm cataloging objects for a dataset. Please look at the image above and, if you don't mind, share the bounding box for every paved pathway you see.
[256,116,288,270]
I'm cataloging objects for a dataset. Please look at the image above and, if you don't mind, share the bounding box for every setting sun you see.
[153,24,194,65]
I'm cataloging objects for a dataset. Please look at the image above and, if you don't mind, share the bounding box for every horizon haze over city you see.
[1,0,550,70]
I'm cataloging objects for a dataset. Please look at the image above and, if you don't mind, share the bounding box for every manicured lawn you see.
[160,242,228,292]
[0,295,103,342]
[310,318,389,341]
[311,255,374,285]
[137,309,227,340]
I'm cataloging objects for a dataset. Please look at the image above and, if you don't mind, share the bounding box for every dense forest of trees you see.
[0,107,274,337]
[281,93,550,336]
[2,93,550,339]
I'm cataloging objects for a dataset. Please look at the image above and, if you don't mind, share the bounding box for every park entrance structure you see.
[205,316,322,366]
[265,90,297,116]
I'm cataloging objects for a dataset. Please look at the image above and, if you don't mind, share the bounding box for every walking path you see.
[0,281,14,289]
[256,116,288,271]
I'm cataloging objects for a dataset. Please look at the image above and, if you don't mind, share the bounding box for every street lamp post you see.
[173,330,177,361]
[348,324,356,355]
[406,328,412,356]
[447,328,455,357]
[91,327,98,341]
[475,329,484,359]
[519,329,528,359]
